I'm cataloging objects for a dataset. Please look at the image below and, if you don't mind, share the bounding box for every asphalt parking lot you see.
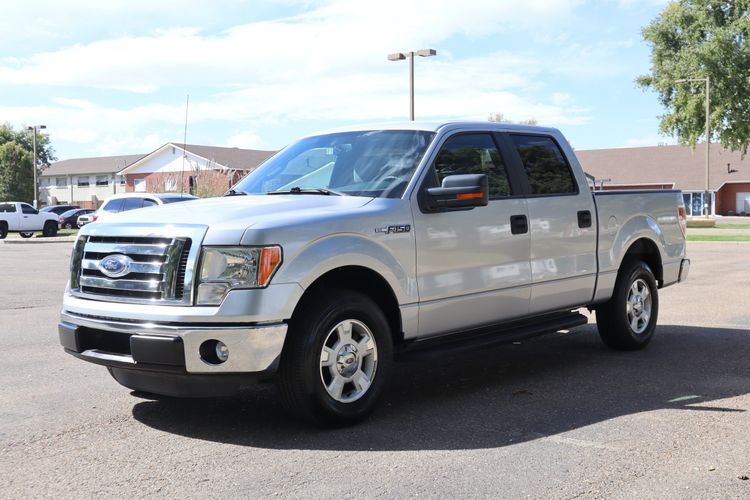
[1,241,748,499]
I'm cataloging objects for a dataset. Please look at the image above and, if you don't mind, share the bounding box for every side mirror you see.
[423,174,489,212]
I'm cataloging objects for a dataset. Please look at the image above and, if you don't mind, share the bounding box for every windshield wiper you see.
[267,187,345,196]
[224,189,248,196]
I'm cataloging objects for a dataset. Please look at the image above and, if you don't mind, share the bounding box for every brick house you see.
[577,143,750,216]
[117,143,275,197]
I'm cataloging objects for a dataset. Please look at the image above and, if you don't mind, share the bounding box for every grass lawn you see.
[687,234,750,242]
[715,223,750,229]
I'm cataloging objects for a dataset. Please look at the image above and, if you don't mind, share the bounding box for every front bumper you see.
[59,311,287,375]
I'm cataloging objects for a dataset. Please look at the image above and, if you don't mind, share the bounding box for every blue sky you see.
[0,0,674,160]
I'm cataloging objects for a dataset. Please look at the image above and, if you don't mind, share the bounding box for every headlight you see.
[196,246,282,305]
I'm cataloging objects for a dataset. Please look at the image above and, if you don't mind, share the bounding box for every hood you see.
[98,194,375,244]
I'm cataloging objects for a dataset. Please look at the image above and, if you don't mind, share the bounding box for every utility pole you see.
[675,76,711,218]
[26,124,46,208]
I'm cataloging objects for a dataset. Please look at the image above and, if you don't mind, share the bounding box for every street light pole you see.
[675,77,710,218]
[388,48,437,121]
[26,124,46,209]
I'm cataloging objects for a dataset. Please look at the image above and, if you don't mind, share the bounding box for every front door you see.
[413,132,532,338]
[19,203,39,231]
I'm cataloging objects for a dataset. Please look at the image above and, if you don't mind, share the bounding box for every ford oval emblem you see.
[98,254,133,278]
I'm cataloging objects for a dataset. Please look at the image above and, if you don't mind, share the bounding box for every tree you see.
[0,124,56,202]
[637,1,750,154]
[488,112,538,126]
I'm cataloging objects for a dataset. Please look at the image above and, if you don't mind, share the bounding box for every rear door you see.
[412,132,531,337]
[505,133,597,314]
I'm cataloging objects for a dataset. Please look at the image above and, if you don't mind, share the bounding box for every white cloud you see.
[0,0,594,155]
[225,130,264,149]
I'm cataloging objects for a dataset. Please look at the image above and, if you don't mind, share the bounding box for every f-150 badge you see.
[374,224,411,234]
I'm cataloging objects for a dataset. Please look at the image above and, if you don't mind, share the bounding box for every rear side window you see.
[102,198,125,213]
[433,134,512,198]
[510,135,576,195]
[0,203,16,213]
[121,198,145,211]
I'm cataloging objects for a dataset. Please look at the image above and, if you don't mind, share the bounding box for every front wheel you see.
[43,221,58,237]
[64,222,73,229]
[276,290,393,427]
[596,260,659,350]
[19,232,33,238]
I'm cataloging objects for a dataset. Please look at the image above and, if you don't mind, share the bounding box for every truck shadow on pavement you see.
[131,324,750,450]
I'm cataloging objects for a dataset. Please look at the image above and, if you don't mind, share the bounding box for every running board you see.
[395,311,589,362]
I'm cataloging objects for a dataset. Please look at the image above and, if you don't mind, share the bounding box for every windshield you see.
[233,130,435,198]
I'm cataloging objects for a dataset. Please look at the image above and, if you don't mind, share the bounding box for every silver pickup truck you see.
[59,122,689,426]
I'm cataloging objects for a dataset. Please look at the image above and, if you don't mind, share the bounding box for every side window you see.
[21,204,37,214]
[0,203,16,213]
[142,199,157,207]
[101,198,125,213]
[510,135,576,195]
[121,198,144,212]
[433,134,512,198]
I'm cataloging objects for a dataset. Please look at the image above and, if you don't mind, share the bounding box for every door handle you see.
[577,210,592,228]
[510,214,528,235]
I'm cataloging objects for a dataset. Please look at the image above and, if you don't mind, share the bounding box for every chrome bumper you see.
[59,311,287,374]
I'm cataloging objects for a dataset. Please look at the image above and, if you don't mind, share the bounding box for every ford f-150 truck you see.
[59,122,690,426]
[0,201,59,239]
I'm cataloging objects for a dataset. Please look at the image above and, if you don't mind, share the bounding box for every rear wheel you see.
[596,260,659,350]
[64,222,73,229]
[19,232,33,238]
[43,221,58,237]
[277,290,393,427]
[0,223,7,239]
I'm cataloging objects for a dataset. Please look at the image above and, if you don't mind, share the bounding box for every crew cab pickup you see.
[0,201,59,239]
[58,122,690,426]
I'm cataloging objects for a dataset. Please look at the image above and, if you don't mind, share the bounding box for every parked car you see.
[59,122,690,426]
[0,201,59,238]
[79,193,198,228]
[58,208,95,229]
[41,204,80,215]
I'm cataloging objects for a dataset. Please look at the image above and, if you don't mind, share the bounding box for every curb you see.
[2,237,77,245]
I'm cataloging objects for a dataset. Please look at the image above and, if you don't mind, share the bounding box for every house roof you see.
[180,143,276,171]
[42,154,144,177]
[577,143,750,192]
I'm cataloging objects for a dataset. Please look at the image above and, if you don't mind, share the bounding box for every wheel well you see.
[622,238,663,286]
[293,266,404,346]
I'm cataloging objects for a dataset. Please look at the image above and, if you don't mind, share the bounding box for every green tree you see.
[637,1,750,153]
[488,112,538,126]
[0,124,56,202]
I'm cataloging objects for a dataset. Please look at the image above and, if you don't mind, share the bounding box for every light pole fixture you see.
[675,76,710,218]
[387,48,437,121]
[26,124,47,208]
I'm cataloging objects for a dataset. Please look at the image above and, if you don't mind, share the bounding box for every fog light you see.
[215,341,229,362]
[199,339,229,365]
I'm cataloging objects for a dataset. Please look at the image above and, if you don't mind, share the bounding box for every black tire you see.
[276,290,393,427]
[596,259,659,350]
[43,221,58,237]
[19,232,33,238]
[64,222,73,229]
[0,223,7,239]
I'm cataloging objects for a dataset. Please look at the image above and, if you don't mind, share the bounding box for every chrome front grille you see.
[71,233,197,305]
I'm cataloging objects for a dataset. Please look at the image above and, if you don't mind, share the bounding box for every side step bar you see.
[395,311,589,362]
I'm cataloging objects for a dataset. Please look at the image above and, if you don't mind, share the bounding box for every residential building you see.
[577,143,750,216]
[40,154,143,208]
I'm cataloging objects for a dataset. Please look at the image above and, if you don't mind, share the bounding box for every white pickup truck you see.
[0,202,59,239]
[59,122,689,426]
